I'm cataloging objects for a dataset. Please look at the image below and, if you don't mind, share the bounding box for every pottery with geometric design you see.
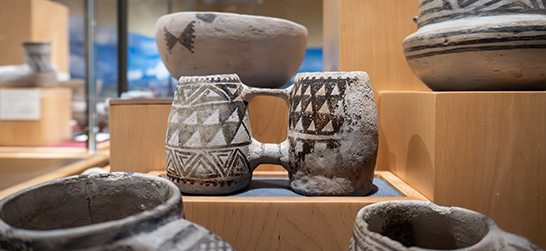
[155,11,307,88]
[403,0,546,91]
[165,72,378,196]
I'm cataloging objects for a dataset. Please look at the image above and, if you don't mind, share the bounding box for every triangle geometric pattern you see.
[166,80,252,187]
[289,76,348,135]
[166,100,251,148]
[165,146,250,180]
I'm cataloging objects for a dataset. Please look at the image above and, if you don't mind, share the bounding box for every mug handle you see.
[240,85,292,172]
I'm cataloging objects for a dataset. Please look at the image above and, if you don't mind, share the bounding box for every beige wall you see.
[54,0,322,47]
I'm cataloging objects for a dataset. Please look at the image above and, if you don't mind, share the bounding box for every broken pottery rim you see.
[354,200,498,250]
[0,172,182,243]
[158,11,307,32]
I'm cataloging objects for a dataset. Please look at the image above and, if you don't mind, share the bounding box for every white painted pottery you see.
[403,0,546,91]
[166,72,378,196]
[155,11,307,88]
[0,172,234,250]
[349,200,544,250]
[0,41,57,88]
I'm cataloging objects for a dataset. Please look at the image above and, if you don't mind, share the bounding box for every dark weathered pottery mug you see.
[166,72,378,196]
[349,200,543,250]
[0,172,234,250]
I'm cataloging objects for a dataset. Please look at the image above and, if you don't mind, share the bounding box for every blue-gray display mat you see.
[180,177,402,197]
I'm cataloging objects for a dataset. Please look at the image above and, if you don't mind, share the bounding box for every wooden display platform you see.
[109,97,288,173]
[147,170,428,251]
[0,87,71,146]
[377,91,546,247]
[323,0,428,97]
[0,153,110,200]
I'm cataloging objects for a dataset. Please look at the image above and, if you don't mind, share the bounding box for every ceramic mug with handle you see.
[165,72,378,196]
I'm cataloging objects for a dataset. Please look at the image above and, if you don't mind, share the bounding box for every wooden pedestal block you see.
[0,88,71,146]
[0,0,69,73]
[110,97,288,173]
[145,170,428,251]
[378,91,546,247]
[323,0,429,97]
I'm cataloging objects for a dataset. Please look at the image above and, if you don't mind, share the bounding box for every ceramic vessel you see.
[0,41,57,88]
[166,72,378,196]
[284,72,378,196]
[155,11,307,88]
[403,0,546,91]
[165,74,257,194]
[349,200,544,250]
[0,172,234,250]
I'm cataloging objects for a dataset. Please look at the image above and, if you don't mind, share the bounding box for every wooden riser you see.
[378,91,546,247]
[148,170,429,251]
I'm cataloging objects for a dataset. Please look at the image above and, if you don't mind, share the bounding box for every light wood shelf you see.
[378,91,546,247]
[147,170,428,251]
[0,153,110,200]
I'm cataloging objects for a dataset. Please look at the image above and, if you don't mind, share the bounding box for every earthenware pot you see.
[0,41,57,88]
[0,172,234,250]
[155,11,307,88]
[349,200,543,250]
[283,71,378,196]
[166,72,378,196]
[403,0,546,91]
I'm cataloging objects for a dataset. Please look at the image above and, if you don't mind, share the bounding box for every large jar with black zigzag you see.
[403,0,546,91]
[165,74,253,195]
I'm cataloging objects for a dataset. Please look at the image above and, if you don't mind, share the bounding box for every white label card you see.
[0,90,42,120]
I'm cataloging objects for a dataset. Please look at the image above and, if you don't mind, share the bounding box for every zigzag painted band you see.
[417,0,546,27]
[419,9,546,27]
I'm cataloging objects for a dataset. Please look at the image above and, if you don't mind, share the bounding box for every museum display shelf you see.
[377,90,546,247]
[0,152,110,200]
[142,170,428,251]
[0,87,71,146]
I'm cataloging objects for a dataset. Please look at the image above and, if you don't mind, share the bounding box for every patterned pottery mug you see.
[165,72,378,196]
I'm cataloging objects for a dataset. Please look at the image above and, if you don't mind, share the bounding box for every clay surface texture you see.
[349,200,544,250]
[0,172,234,251]
[403,0,546,91]
[166,74,254,195]
[286,72,378,196]
[155,11,307,88]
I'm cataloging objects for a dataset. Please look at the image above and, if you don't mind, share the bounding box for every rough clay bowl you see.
[349,200,543,250]
[403,0,546,91]
[0,172,233,250]
[155,11,308,88]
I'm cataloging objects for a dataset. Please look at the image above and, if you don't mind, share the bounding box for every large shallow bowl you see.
[156,11,307,88]
[403,0,546,91]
